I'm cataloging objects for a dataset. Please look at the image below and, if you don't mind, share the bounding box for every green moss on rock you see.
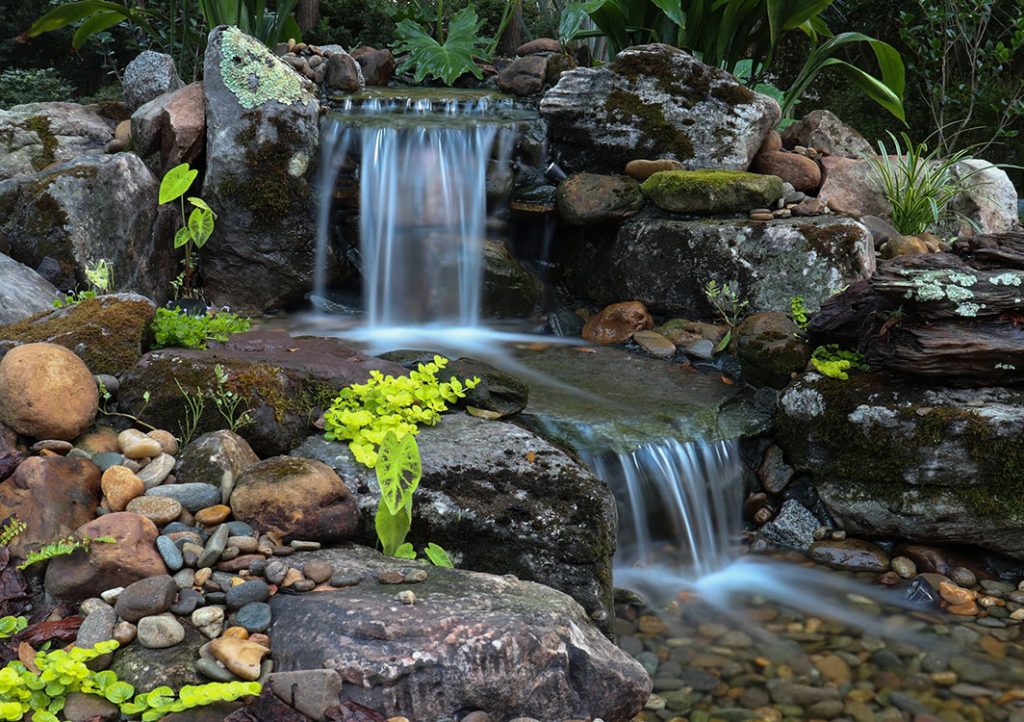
[641,169,784,214]
[604,89,694,160]
[22,116,57,170]
[219,27,310,109]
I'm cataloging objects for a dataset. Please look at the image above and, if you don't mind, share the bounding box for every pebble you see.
[192,606,226,639]
[632,330,676,358]
[118,429,163,459]
[330,571,361,587]
[114,575,178,623]
[302,560,333,584]
[282,568,305,587]
[126,495,182,526]
[228,536,259,554]
[112,621,136,645]
[289,540,321,551]
[147,483,222,512]
[223,626,249,639]
[227,521,256,536]
[292,579,316,592]
[404,569,428,583]
[208,637,269,680]
[101,466,145,512]
[76,606,116,667]
[198,524,231,568]
[196,505,232,526]
[169,588,203,616]
[196,656,237,682]
[891,556,917,579]
[136,613,185,648]
[218,554,266,573]
[91,452,126,472]
[146,429,179,455]
[377,570,404,585]
[156,535,184,571]
[950,567,977,587]
[194,568,213,586]
[749,209,774,221]
[138,453,175,488]
[100,587,124,604]
[32,440,73,454]
[234,602,272,632]
[264,560,288,585]
[226,580,270,610]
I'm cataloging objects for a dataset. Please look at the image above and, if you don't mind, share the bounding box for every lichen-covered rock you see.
[539,44,780,174]
[131,82,206,175]
[564,212,874,316]
[118,331,404,456]
[735,312,811,389]
[122,51,184,111]
[775,373,1024,557]
[640,170,784,214]
[269,546,650,721]
[290,413,618,631]
[556,173,644,225]
[0,153,176,298]
[0,293,155,375]
[482,240,545,318]
[0,252,57,324]
[201,27,320,313]
[0,103,115,182]
[781,110,874,158]
[0,343,98,440]
[951,159,1020,236]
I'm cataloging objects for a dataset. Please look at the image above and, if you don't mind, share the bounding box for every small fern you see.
[18,535,116,570]
[0,518,26,548]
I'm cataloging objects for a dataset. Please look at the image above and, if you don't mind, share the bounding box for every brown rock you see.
[655,319,729,348]
[0,456,100,560]
[125,496,183,526]
[131,82,206,175]
[781,109,874,158]
[734,312,811,389]
[76,427,121,455]
[118,428,162,459]
[752,151,821,193]
[818,155,890,218]
[496,55,548,97]
[146,429,179,456]
[44,512,167,601]
[808,539,890,572]
[114,119,132,146]
[938,581,976,605]
[324,51,364,92]
[555,173,643,226]
[230,457,359,543]
[196,505,232,526]
[624,158,685,181]
[881,235,930,259]
[516,38,562,55]
[757,130,782,155]
[208,637,270,681]
[101,465,145,512]
[947,600,979,616]
[631,330,675,358]
[0,343,99,441]
[350,47,395,86]
[581,301,653,345]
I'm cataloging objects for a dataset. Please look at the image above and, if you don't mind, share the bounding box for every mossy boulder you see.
[0,293,156,375]
[0,102,114,182]
[734,312,811,389]
[775,372,1024,557]
[640,170,784,214]
[0,153,177,299]
[482,240,546,318]
[563,211,874,316]
[556,173,644,225]
[290,413,618,633]
[201,27,321,314]
[539,44,780,174]
[118,331,404,456]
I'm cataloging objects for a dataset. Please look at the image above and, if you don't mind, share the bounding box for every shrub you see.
[0,68,73,108]
[151,307,251,350]
[308,0,399,49]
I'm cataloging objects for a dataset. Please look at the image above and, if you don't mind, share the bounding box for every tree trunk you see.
[295,0,320,34]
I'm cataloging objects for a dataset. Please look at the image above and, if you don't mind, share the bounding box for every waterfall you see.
[315,95,518,330]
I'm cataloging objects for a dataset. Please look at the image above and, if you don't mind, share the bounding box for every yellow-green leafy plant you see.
[0,617,26,640]
[18,535,116,571]
[0,519,26,549]
[791,295,810,332]
[52,259,112,309]
[323,356,479,467]
[811,345,868,380]
[160,163,216,298]
[373,431,453,566]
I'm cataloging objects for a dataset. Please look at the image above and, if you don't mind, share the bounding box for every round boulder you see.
[230,457,359,543]
[752,151,822,194]
[581,301,653,345]
[0,343,98,440]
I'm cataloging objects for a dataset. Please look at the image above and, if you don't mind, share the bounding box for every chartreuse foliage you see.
[0,617,27,640]
[373,432,454,567]
[160,163,216,298]
[151,307,251,350]
[18,535,116,571]
[0,639,259,722]
[811,345,868,381]
[323,355,479,468]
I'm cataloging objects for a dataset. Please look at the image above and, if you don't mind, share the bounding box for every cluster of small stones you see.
[273,39,333,86]
[750,183,830,222]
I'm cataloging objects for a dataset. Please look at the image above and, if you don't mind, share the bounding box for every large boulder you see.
[269,546,651,722]
[290,413,618,631]
[0,342,98,440]
[0,456,101,561]
[539,44,779,174]
[0,103,115,181]
[563,212,875,316]
[118,331,404,456]
[131,82,206,175]
[201,26,320,313]
[122,51,184,112]
[0,293,156,375]
[0,153,176,298]
[230,456,359,543]
[0,252,57,324]
[640,169,784,214]
[775,373,1024,558]
[780,110,874,158]
[818,156,890,219]
[951,159,1019,236]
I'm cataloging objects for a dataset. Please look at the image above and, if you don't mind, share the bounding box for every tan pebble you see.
[230,576,245,586]
[939,581,976,605]
[101,466,145,512]
[396,590,415,604]
[749,211,774,221]
[1010,608,1024,621]
[248,633,270,649]
[117,429,163,459]
[222,626,249,640]
[195,504,232,526]
[146,430,179,455]
[194,568,213,586]
[638,614,667,635]
[125,495,182,525]
[388,717,411,722]
[947,600,979,616]
[979,635,1006,659]
[208,637,269,681]
[113,621,137,645]
[282,568,305,587]
[931,671,957,686]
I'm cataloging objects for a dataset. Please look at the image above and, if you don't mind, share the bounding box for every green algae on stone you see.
[641,169,784,214]
[219,27,310,109]
[604,89,695,160]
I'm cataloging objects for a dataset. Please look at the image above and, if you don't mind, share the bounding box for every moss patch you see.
[641,169,784,214]
[604,89,694,160]
[22,116,58,171]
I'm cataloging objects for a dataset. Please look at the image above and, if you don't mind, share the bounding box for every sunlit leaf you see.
[159,163,198,205]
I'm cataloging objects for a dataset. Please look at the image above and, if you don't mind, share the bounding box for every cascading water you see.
[314,94,519,334]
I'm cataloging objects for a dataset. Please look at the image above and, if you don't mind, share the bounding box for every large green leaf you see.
[173,226,192,250]
[394,7,488,86]
[71,9,128,47]
[374,431,422,516]
[559,3,591,43]
[159,163,198,205]
[25,0,126,36]
[187,208,215,248]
